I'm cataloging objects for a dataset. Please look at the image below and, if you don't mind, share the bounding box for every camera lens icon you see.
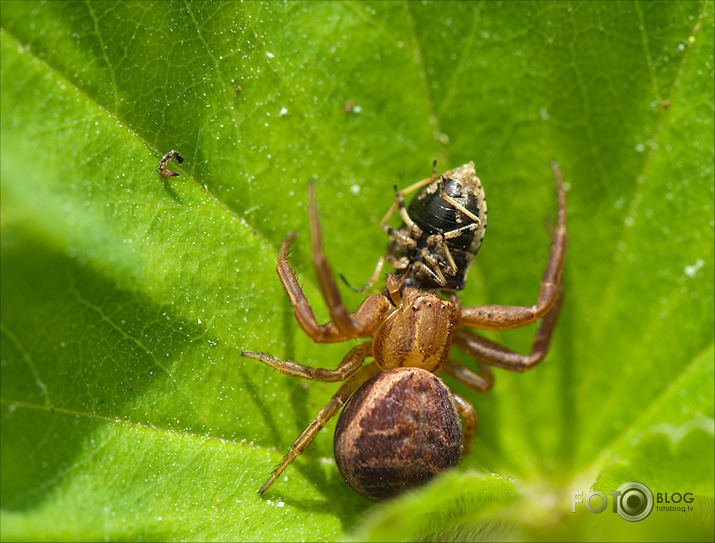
[614,481,654,521]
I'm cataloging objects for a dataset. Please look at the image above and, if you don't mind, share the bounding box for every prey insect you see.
[241,162,567,501]
[363,161,487,292]
[158,150,183,177]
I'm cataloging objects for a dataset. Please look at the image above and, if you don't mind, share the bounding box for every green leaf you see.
[2,1,713,541]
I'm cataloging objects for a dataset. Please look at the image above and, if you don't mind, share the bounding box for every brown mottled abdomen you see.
[333,367,462,501]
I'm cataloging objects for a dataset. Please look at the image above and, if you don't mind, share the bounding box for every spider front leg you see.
[277,182,392,343]
[455,286,564,372]
[242,341,372,382]
[459,162,567,330]
[258,362,381,494]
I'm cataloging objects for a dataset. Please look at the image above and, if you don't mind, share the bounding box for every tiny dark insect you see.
[242,163,567,501]
[364,161,486,292]
[158,150,183,177]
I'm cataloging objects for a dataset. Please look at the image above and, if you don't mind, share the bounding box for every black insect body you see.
[377,162,487,292]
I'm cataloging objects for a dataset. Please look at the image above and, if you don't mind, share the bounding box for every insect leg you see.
[378,159,439,228]
[408,260,447,287]
[437,177,481,224]
[426,233,458,276]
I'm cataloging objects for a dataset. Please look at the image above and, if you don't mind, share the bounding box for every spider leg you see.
[277,185,392,343]
[458,162,566,330]
[443,358,494,393]
[259,362,381,494]
[242,341,371,382]
[308,181,388,336]
[451,392,477,458]
[454,287,563,372]
[443,358,493,457]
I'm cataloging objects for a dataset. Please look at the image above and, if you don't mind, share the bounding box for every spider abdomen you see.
[333,367,462,502]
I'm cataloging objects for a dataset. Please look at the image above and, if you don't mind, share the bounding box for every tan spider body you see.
[242,162,566,500]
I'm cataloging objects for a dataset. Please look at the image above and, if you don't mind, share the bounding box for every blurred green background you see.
[2,1,713,541]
